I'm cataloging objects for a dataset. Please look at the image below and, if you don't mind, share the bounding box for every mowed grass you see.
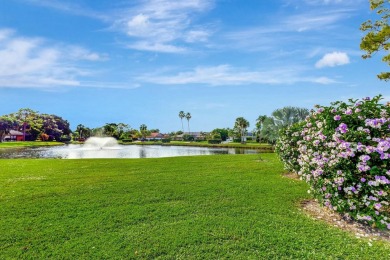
[0,154,389,259]
[0,141,64,149]
[122,141,274,151]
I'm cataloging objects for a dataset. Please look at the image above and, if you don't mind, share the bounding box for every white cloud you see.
[284,12,346,32]
[21,0,108,20]
[315,51,350,68]
[66,46,108,61]
[127,42,187,53]
[185,30,210,43]
[137,65,336,86]
[0,29,107,89]
[115,0,213,52]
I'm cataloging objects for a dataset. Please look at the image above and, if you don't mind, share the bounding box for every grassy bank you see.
[0,141,64,149]
[121,141,274,151]
[1,154,389,258]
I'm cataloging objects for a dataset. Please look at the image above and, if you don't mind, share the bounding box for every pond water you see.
[0,144,260,159]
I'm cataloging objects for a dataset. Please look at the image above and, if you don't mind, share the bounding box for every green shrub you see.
[162,138,171,143]
[208,139,222,144]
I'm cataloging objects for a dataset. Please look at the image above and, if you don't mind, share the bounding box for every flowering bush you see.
[276,96,390,229]
[275,121,304,173]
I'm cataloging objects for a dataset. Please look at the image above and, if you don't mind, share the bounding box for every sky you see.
[0,0,389,133]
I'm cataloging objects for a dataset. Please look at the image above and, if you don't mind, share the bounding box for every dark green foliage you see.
[161,138,171,143]
[208,139,222,144]
[183,134,194,141]
[210,128,229,141]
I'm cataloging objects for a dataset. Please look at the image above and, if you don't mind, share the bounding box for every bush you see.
[60,135,71,142]
[183,134,195,141]
[275,121,305,173]
[233,138,241,143]
[276,96,390,229]
[122,139,133,143]
[208,139,222,144]
[162,138,171,143]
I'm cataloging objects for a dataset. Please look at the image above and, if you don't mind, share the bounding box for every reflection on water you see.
[0,144,259,159]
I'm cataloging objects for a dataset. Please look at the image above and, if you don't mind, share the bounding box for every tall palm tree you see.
[185,112,191,134]
[178,111,185,132]
[76,124,86,139]
[234,117,250,144]
[294,108,310,122]
[256,115,267,143]
[139,124,147,140]
[272,106,309,127]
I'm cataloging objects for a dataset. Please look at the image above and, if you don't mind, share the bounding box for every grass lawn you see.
[122,140,274,151]
[1,154,389,259]
[0,141,64,149]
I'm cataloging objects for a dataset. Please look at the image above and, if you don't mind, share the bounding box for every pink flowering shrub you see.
[275,121,304,173]
[276,96,390,229]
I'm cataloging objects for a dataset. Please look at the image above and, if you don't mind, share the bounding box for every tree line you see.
[0,108,71,142]
[0,106,310,143]
[209,106,310,144]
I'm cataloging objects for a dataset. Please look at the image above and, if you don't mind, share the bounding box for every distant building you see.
[174,132,209,141]
[145,132,165,141]
[4,130,24,141]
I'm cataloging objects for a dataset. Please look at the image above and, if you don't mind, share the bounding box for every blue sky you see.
[0,0,389,132]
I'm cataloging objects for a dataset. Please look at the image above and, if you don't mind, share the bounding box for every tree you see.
[139,124,148,140]
[12,108,42,141]
[210,128,229,141]
[260,116,279,144]
[41,114,71,141]
[234,117,250,144]
[103,123,121,139]
[256,115,267,143]
[360,0,390,80]
[76,124,88,139]
[116,123,131,140]
[179,111,185,132]
[0,116,15,142]
[185,112,192,134]
[272,106,309,128]
[260,107,309,144]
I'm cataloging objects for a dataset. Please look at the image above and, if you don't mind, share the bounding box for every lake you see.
[0,144,260,159]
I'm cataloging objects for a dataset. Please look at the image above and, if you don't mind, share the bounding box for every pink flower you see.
[345,108,352,115]
[334,115,341,121]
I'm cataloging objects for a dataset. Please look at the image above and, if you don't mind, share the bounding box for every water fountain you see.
[83,137,120,149]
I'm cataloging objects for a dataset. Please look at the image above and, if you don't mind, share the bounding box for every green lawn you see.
[0,141,64,149]
[1,154,389,259]
[122,140,274,151]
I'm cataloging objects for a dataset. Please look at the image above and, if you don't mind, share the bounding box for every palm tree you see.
[234,117,250,144]
[272,106,309,127]
[139,124,147,140]
[76,124,86,139]
[185,112,191,134]
[256,115,267,143]
[178,111,185,132]
[294,108,310,122]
